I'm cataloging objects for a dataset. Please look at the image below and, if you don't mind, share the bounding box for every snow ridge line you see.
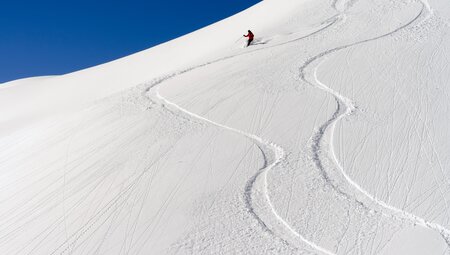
[151,89,336,255]
[302,0,450,245]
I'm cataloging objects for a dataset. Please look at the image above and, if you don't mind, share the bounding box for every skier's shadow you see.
[252,39,271,45]
[252,39,270,45]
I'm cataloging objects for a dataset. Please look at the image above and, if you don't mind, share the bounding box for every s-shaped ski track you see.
[303,0,450,246]
[144,20,341,255]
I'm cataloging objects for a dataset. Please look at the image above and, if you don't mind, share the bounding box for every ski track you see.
[302,0,450,247]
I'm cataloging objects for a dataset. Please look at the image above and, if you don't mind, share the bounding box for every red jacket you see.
[244,31,254,40]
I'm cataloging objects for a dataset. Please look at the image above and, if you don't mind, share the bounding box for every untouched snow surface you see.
[1,0,450,254]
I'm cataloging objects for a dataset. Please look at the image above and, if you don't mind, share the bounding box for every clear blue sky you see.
[0,0,260,83]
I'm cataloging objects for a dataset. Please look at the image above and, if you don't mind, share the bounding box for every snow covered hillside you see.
[1,0,450,254]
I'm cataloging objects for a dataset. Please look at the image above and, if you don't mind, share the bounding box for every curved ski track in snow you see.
[145,24,343,255]
[147,59,335,255]
[302,0,450,246]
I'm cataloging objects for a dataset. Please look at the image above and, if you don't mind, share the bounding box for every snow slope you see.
[1,0,450,254]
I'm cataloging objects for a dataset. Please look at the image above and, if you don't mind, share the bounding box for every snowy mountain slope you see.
[1,0,450,254]
[0,0,326,136]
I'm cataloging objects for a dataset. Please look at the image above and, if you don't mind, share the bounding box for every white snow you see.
[1,0,450,254]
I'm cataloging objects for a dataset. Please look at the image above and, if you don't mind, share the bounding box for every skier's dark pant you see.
[247,38,253,46]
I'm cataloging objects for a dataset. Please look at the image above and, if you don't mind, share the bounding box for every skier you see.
[243,30,254,47]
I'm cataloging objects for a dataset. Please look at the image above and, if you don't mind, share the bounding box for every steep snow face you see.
[1,0,450,254]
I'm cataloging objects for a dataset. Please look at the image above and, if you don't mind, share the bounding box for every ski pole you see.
[234,36,244,43]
